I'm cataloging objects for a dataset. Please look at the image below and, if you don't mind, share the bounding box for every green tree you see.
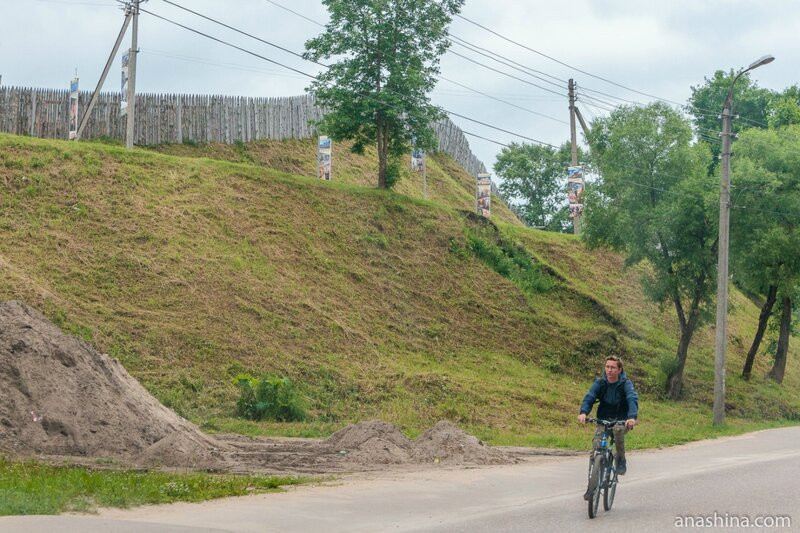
[304,0,463,188]
[730,126,800,382]
[583,103,717,399]
[767,85,800,128]
[687,70,773,165]
[493,142,583,232]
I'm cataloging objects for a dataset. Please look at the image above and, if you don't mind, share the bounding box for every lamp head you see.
[747,55,775,71]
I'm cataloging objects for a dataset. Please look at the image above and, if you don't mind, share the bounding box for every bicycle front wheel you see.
[603,468,617,511]
[588,454,604,519]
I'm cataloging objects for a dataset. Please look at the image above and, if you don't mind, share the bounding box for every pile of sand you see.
[0,301,226,468]
[0,301,517,473]
[324,420,513,466]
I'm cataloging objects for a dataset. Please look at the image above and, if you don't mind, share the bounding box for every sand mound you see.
[323,419,513,466]
[412,420,510,465]
[0,301,517,473]
[324,420,413,464]
[0,301,226,468]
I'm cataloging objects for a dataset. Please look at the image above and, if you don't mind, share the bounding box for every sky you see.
[2,0,799,174]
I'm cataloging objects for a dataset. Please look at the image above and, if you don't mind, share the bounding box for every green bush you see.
[234,373,307,422]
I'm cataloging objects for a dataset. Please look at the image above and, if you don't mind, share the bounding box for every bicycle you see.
[584,417,625,519]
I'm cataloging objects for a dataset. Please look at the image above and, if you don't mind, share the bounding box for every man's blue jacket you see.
[580,371,639,421]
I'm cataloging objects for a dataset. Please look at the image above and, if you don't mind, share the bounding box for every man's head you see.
[605,356,623,382]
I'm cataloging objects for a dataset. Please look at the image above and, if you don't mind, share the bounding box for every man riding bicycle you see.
[579,356,638,496]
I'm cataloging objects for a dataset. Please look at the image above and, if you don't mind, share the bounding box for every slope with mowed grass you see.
[0,133,797,449]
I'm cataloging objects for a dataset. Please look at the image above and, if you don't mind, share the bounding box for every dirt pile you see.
[411,420,509,465]
[0,301,226,468]
[324,420,414,464]
[0,301,518,473]
[323,420,514,467]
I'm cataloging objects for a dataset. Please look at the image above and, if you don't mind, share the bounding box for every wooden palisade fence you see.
[0,86,487,177]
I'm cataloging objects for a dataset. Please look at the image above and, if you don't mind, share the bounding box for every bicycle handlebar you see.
[586,417,628,427]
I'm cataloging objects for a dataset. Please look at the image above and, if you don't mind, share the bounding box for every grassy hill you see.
[0,133,797,449]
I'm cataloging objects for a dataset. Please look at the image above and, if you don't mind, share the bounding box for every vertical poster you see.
[120,51,130,116]
[476,173,492,218]
[567,166,584,219]
[411,147,425,173]
[68,78,79,140]
[317,135,332,180]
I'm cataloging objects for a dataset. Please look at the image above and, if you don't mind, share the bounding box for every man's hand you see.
[578,413,587,424]
[625,418,637,429]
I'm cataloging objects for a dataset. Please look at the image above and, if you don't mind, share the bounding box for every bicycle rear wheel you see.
[588,454,604,519]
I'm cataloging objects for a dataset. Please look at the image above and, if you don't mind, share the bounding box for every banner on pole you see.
[68,78,79,140]
[411,147,425,173]
[567,165,584,218]
[317,135,332,180]
[476,173,492,218]
[120,51,130,116]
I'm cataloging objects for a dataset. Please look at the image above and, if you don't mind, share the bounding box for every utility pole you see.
[713,90,733,426]
[76,8,132,140]
[712,54,774,426]
[125,0,141,149]
[568,78,582,234]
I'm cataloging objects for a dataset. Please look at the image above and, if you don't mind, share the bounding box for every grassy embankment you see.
[0,133,797,454]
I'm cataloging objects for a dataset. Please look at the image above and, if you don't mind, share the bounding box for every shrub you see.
[234,373,307,422]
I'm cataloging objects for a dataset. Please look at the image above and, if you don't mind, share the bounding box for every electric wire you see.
[262,0,324,27]
[438,75,567,124]
[137,5,561,150]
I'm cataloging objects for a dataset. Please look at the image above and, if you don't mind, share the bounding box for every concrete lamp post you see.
[712,54,775,426]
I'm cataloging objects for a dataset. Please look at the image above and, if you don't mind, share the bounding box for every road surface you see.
[2,426,798,532]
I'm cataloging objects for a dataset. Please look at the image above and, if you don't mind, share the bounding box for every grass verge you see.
[0,457,306,516]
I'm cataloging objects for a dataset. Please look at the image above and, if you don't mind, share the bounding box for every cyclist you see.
[579,356,638,498]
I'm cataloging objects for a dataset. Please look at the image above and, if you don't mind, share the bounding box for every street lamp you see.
[712,54,774,426]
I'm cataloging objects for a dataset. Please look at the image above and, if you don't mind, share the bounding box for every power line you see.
[139,6,317,78]
[448,37,564,90]
[438,75,567,124]
[159,0,329,69]
[262,0,324,27]
[448,49,566,98]
[137,5,561,150]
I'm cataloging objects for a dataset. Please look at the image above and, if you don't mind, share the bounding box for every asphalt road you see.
[3,426,798,532]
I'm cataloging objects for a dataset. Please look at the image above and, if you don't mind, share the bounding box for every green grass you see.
[0,457,306,515]
[0,132,798,457]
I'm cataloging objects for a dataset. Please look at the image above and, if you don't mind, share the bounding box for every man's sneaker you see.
[616,457,627,476]
[583,489,592,501]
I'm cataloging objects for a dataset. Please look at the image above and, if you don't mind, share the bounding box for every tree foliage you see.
[583,103,717,398]
[730,126,800,381]
[493,142,582,232]
[304,0,463,188]
[687,70,772,164]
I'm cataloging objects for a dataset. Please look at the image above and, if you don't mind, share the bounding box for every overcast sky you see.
[2,0,799,172]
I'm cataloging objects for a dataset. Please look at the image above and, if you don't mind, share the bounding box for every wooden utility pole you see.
[568,78,582,234]
[713,88,733,426]
[125,0,141,149]
[568,79,577,166]
[77,8,132,140]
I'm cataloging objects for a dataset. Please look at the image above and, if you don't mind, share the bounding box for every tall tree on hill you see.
[583,103,717,399]
[493,142,583,232]
[688,70,772,145]
[730,126,800,382]
[304,0,464,189]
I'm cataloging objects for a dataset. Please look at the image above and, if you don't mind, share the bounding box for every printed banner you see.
[317,135,332,180]
[68,78,79,140]
[567,165,584,218]
[411,147,425,173]
[476,173,492,218]
[120,51,130,116]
